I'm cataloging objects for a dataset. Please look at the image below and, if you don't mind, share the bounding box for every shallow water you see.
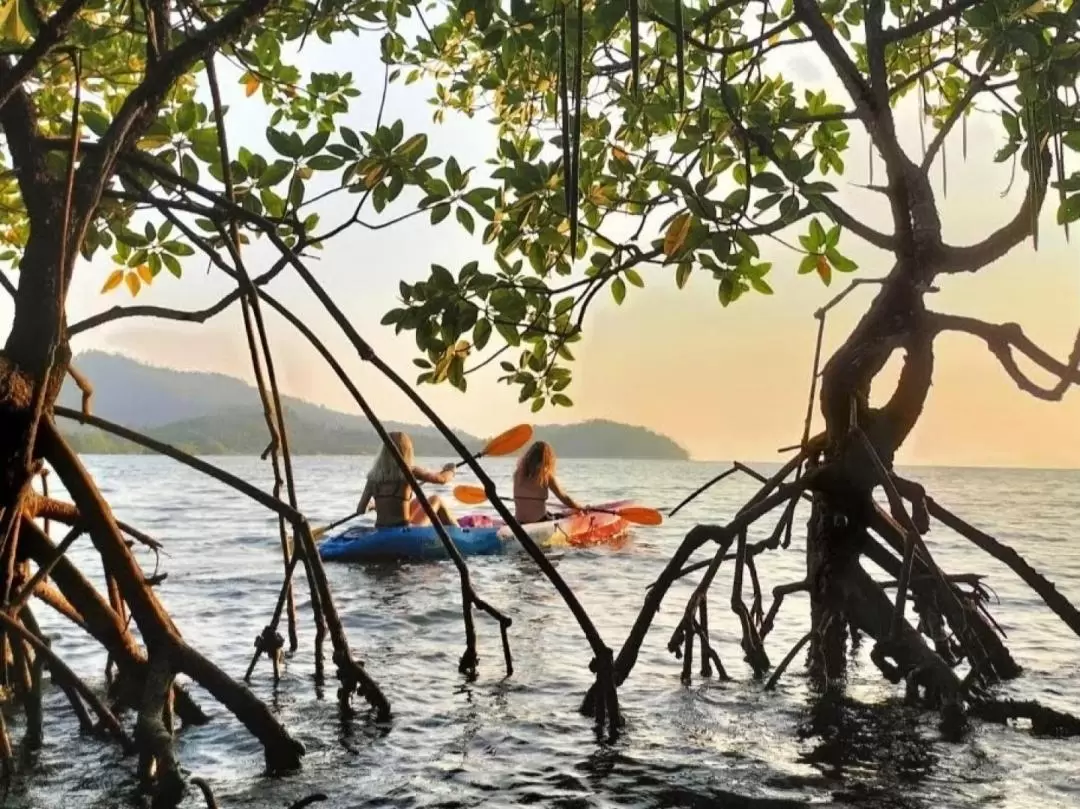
[5,456,1080,808]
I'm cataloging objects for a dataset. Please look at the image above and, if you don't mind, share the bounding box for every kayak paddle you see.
[311,511,362,540]
[456,423,533,467]
[451,484,664,526]
[312,424,535,538]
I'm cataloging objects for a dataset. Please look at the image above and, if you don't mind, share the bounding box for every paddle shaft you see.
[454,448,488,469]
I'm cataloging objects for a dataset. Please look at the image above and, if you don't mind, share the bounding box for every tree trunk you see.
[806,261,947,694]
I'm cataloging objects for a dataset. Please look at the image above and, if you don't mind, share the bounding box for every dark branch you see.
[939,138,1052,274]
[50,409,304,522]
[73,0,271,227]
[0,59,49,218]
[930,311,1080,401]
[69,255,290,336]
[0,0,90,111]
[921,56,1004,173]
[883,0,983,43]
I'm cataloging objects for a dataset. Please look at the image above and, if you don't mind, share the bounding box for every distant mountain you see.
[59,352,690,460]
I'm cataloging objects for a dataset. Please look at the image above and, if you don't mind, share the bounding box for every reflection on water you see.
[2,456,1080,808]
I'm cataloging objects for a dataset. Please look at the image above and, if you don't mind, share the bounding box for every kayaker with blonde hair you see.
[357,431,459,527]
[513,440,583,523]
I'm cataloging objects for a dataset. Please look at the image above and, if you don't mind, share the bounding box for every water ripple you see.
[3,457,1079,808]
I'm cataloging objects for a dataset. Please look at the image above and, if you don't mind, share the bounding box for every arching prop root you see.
[0,609,132,750]
[610,430,1080,741]
[51,405,389,720]
[19,515,207,725]
[581,463,819,714]
[39,421,306,774]
[136,654,183,804]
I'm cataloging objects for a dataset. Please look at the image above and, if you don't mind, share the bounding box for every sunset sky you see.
[3,27,1078,467]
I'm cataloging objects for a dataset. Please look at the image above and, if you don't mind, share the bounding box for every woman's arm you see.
[412,463,457,485]
[549,476,583,511]
[357,480,374,513]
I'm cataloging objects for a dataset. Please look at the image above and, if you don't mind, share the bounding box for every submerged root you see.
[970,698,1080,737]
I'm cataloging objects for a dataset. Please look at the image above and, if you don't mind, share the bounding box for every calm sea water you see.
[5,456,1080,809]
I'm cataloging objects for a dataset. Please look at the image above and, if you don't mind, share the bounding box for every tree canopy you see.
[379,0,1080,412]
[0,0,476,311]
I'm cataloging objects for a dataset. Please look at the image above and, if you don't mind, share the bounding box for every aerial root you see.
[136,653,184,805]
[0,610,133,751]
[926,496,1080,641]
[10,631,42,749]
[760,580,808,642]
[764,630,812,691]
[589,646,621,736]
[461,591,514,678]
[869,503,1019,682]
[730,530,770,676]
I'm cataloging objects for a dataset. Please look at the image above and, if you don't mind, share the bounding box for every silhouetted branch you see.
[930,312,1080,400]
[68,258,290,336]
[52,408,302,522]
[940,138,1052,274]
[926,497,1080,641]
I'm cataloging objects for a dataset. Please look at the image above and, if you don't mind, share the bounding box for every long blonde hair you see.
[367,431,414,485]
[516,440,556,487]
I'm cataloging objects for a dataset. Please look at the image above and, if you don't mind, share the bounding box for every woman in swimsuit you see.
[513,440,583,524]
[357,431,459,527]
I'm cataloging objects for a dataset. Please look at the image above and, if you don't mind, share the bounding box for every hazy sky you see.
[2,26,1078,467]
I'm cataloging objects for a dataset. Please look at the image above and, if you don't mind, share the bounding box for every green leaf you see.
[260,159,293,187]
[751,171,786,191]
[446,156,463,190]
[675,262,692,289]
[82,108,110,137]
[808,218,826,249]
[288,174,305,209]
[304,130,330,157]
[307,155,344,171]
[456,206,475,234]
[175,102,196,133]
[162,253,183,278]
[267,127,301,158]
[530,397,545,413]
[473,318,493,350]
[163,240,195,256]
[431,202,452,224]
[798,254,818,275]
[341,128,361,150]
[825,246,858,272]
[552,394,573,407]
[496,322,520,346]
[395,133,428,161]
[625,268,644,288]
[189,128,221,164]
[1057,195,1080,225]
[611,277,626,304]
[750,276,773,295]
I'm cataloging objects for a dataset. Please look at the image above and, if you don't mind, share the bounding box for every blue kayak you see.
[318,523,505,563]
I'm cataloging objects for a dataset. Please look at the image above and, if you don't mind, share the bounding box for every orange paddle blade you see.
[610,506,664,526]
[480,424,533,458]
[453,484,490,505]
